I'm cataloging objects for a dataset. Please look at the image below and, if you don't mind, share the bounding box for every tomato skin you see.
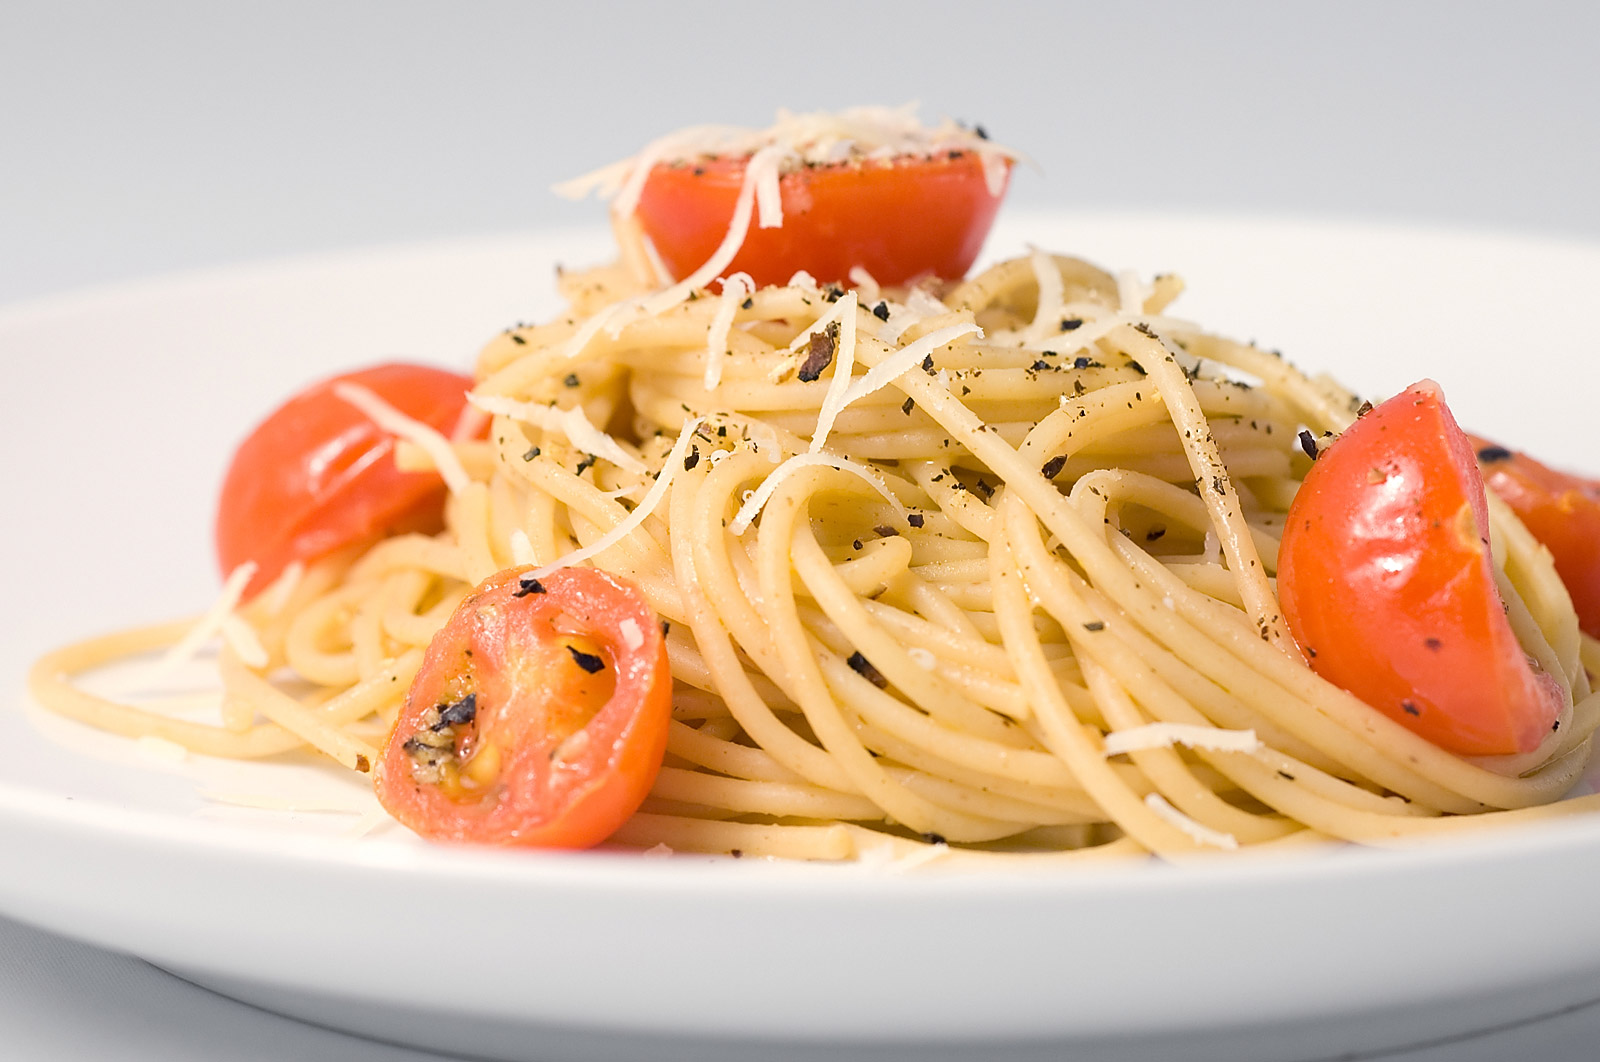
[1471,437,1600,639]
[633,151,1010,287]
[375,566,672,849]
[216,362,477,599]
[1278,381,1562,756]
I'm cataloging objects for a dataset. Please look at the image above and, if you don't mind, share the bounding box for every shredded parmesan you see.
[527,418,703,580]
[619,617,645,651]
[200,790,371,814]
[1117,269,1150,314]
[139,562,257,686]
[468,393,647,475]
[875,287,947,344]
[551,107,1017,363]
[907,647,938,671]
[729,453,907,535]
[509,529,537,566]
[557,145,787,361]
[979,150,1010,197]
[854,836,952,873]
[847,265,881,304]
[1144,793,1238,850]
[840,321,983,409]
[1103,723,1261,757]
[642,144,788,317]
[704,271,754,392]
[805,291,859,454]
[219,614,269,670]
[559,104,1018,217]
[1027,247,1065,341]
[256,560,304,618]
[135,736,189,764]
[334,383,471,495]
[556,297,640,361]
[451,400,491,443]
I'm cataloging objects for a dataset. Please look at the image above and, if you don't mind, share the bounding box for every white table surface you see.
[6,3,1600,1059]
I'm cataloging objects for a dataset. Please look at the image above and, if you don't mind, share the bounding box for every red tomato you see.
[216,362,477,599]
[375,565,672,848]
[633,150,1010,287]
[1470,436,1600,639]
[1278,381,1562,756]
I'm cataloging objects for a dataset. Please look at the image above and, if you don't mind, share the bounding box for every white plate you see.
[6,212,1600,1062]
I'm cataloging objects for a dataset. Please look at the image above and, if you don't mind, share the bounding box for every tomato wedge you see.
[375,565,672,848]
[1471,436,1600,639]
[1277,381,1562,755]
[633,150,1010,287]
[216,362,478,599]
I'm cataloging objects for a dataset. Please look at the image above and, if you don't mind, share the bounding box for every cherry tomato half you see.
[376,565,672,848]
[1470,436,1600,639]
[216,362,477,599]
[633,150,1010,287]
[1278,381,1562,756]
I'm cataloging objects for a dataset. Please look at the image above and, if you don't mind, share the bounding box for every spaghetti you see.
[29,110,1600,865]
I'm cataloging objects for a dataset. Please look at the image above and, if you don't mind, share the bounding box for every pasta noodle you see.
[31,242,1600,864]
[29,105,1600,865]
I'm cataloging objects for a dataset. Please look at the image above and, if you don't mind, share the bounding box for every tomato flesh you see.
[633,151,1010,287]
[1471,436,1600,639]
[216,362,477,599]
[1278,381,1562,755]
[376,566,672,848]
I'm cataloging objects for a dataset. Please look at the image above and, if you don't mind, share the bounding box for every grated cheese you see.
[256,560,304,618]
[552,107,1016,363]
[558,104,1017,218]
[1116,269,1150,314]
[200,789,372,814]
[135,736,189,764]
[703,271,754,392]
[840,321,983,409]
[1144,793,1239,850]
[801,291,859,454]
[468,393,647,475]
[1102,723,1261,757]
[847,265,881,305]
[619,617,645,651]
[729,452,907,535]
[744,420,784,464]
[527,418,703,580]
[219,614,269,670]
[138,562,257,687]
[557,145,787,361]
[334,383,471,495]
[875,287,948,344]
[641,144,788,317]
[854,835,952,873]
[509,529,537,566]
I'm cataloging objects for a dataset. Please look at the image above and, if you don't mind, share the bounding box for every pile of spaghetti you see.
[31,109,1600,865]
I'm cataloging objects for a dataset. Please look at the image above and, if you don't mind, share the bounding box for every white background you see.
[4,3,1600,1060]
[5,2,1600,302]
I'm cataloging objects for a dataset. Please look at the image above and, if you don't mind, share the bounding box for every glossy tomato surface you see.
[216,362,476,599]
[633,150,1010,287]
[376,566,672,849]
[1277,381,1562,756]
[1473,436,1600,639]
